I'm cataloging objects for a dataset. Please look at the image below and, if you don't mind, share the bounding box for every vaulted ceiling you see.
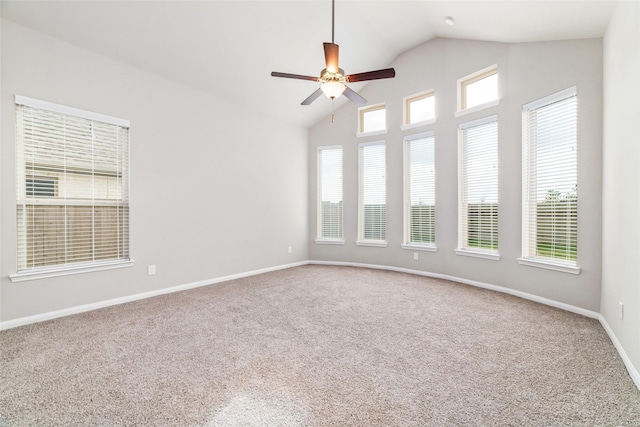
[1,1,616,129]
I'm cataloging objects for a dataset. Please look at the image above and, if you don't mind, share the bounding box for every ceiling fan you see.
[271,0,395,106]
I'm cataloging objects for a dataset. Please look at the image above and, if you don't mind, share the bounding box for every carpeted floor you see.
[1,265,639,426]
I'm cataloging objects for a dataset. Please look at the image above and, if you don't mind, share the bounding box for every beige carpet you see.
[1,265,639,426]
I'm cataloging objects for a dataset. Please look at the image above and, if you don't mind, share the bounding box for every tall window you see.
[317,146,343,242]
[457,116,499,258]
[14,95,130,278]
[404,132,436,249]
[521,87,578,270]
[358,142,386,245]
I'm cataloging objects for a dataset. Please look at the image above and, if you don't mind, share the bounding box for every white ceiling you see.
[1,0,616,129]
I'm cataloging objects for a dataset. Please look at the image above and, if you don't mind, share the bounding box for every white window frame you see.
[402,131,436,252]
[518,86,580,274]
[455,64,499,117]
[11,95,133,282]
[456,115,500,261]
[357,140,387,247]
[357,103,387,138]
[316,145,344,244]
[401,90,436,130]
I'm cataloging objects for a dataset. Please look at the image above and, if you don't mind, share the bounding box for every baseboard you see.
[3,258,638,392]
[599,314,640,390]
[0,261,308,331]
[310,260,640,390]
[309,260,600,319]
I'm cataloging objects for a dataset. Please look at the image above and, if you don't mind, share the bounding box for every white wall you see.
[602,0,640,382]
[0,20,309,323]
[309,37,603,312]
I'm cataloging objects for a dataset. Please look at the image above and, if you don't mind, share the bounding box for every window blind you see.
[15,96,130,273]
[523,87,577,264]
[458,116,498,252]
[359,142,386,241]
[405,133,435,245]
[318,146,343,240]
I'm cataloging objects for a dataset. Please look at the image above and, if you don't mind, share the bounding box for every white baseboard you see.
[310,260,640,390]
[3,258,638,392]
[309,260,600,318]
[599,314,640,390]
[0,261,308,331]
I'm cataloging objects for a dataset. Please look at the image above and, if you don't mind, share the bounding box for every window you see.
[457,115,499,259]
[458,65,498,112]
[358,141,386,246]
[317,146,343,243]
[403,90,435,127]
[403,132,436,249]
[520,87,578,273]
[13,95,131,280]
[358,104,386,135]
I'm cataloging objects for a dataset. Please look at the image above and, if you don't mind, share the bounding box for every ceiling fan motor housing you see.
[320,68,346,83]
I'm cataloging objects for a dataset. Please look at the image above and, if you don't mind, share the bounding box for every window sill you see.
[517,257,581,275]
[455,99,500,118]
[10,259,135,282]
[455,248,501,261]
[356,240,388,248]
[402,243,437,252]
[315,238,345,245]
[357,129,387,138]
[400,118,436,131]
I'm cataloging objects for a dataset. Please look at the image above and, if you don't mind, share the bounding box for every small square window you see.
[404,90,435,126]
[359,104,386,134]
[459,65,498,111]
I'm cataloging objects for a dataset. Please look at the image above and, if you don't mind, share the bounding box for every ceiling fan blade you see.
[323,42,340,73]
[342,86,367,106]
[346,68,396,83]
[301,88,324,105]
[271,72,319,82]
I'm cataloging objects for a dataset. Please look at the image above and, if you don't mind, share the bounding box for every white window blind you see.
[15,96,130,274]
[359,142,386,243]
[317,146,343,240]
[405,132,435,246]
[458,116,498,253]
[522,87,578,265]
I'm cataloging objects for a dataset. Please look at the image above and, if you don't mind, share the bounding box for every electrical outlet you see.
[288,246,292,254]
[148,265,156,276]
[619,302,624,320]
[413,252,419,261]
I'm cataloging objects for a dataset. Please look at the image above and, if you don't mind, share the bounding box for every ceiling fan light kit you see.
[321,81,346,99]
[271,0,395,107]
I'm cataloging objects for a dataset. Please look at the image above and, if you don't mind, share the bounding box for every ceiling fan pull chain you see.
[331,98,335,123]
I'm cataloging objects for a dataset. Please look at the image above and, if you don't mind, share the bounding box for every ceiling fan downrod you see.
[331,0,335,44]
